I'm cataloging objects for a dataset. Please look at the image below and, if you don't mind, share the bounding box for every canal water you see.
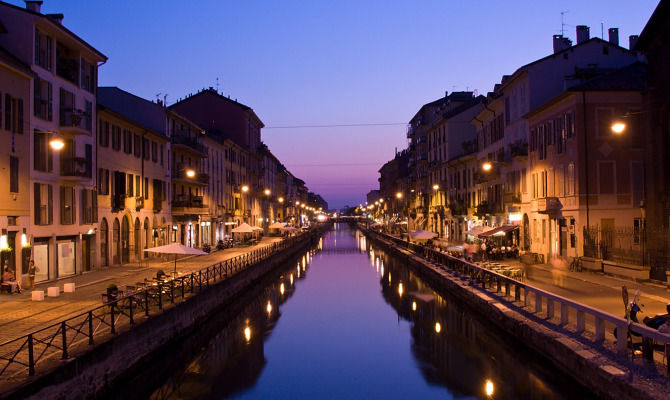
[140,224,590,400]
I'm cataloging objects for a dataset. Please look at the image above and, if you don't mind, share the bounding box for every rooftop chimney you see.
[24,1,42,13]
[608,28,619,46]
[553,34,572,53]
[47,13,64,24]
[629,35,639,50]
[576,25,590,44]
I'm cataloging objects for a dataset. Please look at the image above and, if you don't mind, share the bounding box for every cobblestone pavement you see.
[0,237,283,342]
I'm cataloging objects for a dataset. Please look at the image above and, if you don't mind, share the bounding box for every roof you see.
[409,92,475,124]
[97,87,167,137]
[567,62,646,92]
[0,45,34,77]
[170,88,264,128]
[0,1,106,61]
[524,63,647,119]
[635,0,669,50]
[442,96,485,119]
[499,37,635,92]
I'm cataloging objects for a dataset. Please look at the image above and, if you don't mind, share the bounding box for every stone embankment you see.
[5,228,325,400]
[364,229,669,400]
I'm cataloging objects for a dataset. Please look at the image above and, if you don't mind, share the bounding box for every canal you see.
[127,224,590,399]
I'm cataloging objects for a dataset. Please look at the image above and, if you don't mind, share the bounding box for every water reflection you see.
[142,225,588,400]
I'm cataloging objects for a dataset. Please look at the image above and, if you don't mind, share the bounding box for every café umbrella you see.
[408,230,437,241]
[269,222,286,229]
[144,243,208,276]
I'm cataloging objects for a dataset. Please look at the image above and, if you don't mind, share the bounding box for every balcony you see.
[510,140,528,160]
[60,157,91,179]
[171,134,206,157]
[171,195,208,215]
[59,108,89,134]
[503,192,521,205]
[535,197,562,214]
[406,125,415,138]
[112,194,125,212]
[135,196,144,211]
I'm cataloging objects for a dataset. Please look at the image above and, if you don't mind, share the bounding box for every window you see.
[143,138,149,160]
[98,168,109,194]
[546,121,554,146]
[34,28,53,71]
[80,59,95,93]
[81,189,97,224]
[34,183,53,225]
[2,93,23,134]
[34,79,52,121]
[521,168,527,194]
[112,125,121,151]
[123,129,132,154]
[160,144,164,165]
[127,174,134,197]
[99,120,109,147]
[567,163,575,195]
[505,97,510,126]
[134,134,141,157]
[85,100,92,132]
[135,176,141,198]
[596,108,614,137]
[33,130,53,172]
[60,186,75,225]
[632,161,644,207]
[598,161,615,194]
[9,156,19,193]
[538,125,546,160]
[151,141,157,162]
[555,117,565,154]
[144,177,149,199]
[558,165,565,197]
[565,112,575,138]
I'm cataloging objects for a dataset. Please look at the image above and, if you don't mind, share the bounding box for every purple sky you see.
[11,0,658,209]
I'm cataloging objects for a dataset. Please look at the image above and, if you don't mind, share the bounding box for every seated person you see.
[1,267,22,294]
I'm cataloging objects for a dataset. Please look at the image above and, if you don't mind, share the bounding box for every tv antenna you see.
[561,10,569,36]
[216,77,220,93]
[155,93,162,102]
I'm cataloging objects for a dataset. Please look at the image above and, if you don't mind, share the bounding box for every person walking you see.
[480,241,487,261]
[28,259,37,290]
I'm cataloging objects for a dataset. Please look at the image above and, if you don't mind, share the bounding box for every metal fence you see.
[583,225,670,281]
[364,227,670,374]
[0,232,311,386]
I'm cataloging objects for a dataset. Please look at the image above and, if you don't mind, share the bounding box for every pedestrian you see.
[28,259,37,290]
[1,267,21,294]
[480,241,487,261]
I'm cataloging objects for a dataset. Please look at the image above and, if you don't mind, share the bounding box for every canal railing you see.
[0,230,318,385]
[365,229,670,372]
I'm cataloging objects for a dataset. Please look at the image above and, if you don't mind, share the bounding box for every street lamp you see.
[49,137,65,151]
[241,185,249,193]
[264,189,271,196]
[278,197,284,203]
[482,161,492,172]
[185,169,196,178]
[396,192,403,199]
[611,121,626,135]
[432,184,439,190]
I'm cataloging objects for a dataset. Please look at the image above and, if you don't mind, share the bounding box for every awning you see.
[465,225,492,237]
[478,225,518,238]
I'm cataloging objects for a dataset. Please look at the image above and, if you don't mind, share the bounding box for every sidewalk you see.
[0,237,283,342]
[383,231,670,320]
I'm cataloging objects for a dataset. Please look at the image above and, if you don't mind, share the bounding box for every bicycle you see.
[569,256,583,272]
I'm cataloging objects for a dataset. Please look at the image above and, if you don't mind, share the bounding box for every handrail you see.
[0,228,322,385]
[364,227,670,369]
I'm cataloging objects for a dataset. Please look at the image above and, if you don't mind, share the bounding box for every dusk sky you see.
[12,0,658,209]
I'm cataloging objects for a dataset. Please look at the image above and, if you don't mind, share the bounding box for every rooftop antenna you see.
[155,93,162,103]
[560,10,569,36]
[216,77,220,93]
[601,21,604,39]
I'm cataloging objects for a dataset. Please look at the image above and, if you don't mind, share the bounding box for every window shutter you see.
[47,82,52,121]
[9,156,18,192]
[47,184,53,224]
[34,183,41,225]
[60,186,65,225]
[93,191,98,221]
[4,94,10,131]
[17,99,23,134]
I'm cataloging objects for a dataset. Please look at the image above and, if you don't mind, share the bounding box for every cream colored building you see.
[0,1,106,283]
[0,46,32,285]
[97,87,170,266]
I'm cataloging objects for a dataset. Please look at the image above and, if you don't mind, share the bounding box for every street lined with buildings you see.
[0,0,328,290]
[369,2,670,286]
